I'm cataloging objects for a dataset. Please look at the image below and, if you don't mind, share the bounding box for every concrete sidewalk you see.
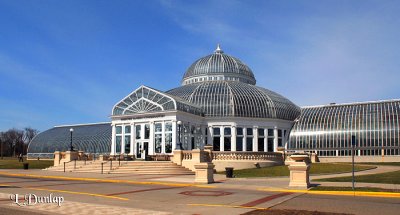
[1,165,399,192]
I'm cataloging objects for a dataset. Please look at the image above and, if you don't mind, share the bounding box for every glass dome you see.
[182,45,256,85]
[167,81,300,120]
[168,45,300,120]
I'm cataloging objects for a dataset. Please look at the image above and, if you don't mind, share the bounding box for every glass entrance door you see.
[135,123,150,159]
[136,141,149,159]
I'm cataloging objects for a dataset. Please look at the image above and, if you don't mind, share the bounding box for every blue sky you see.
[0,0,399,131]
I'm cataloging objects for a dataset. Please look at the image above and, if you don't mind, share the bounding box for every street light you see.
[69,128,74,151]
[175,121,183,150]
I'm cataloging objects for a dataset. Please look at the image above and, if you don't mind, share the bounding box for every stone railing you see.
[212,151,282,161]
[182,151,193,160]
[172,149,283,171]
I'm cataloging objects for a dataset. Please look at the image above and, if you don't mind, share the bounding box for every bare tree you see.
[0,127,39,157]
[23,127,39,155]
[2,129,24,157]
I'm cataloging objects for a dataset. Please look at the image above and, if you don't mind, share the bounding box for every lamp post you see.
[176,121,183,150]
[69,128,74,151]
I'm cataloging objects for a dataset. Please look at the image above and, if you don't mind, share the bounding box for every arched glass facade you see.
[112,86,203,116]
[288,100,400,157]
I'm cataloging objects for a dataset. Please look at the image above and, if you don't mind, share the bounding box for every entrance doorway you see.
[136,141,149,159]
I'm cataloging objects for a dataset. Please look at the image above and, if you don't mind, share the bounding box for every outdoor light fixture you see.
[69,128,74,151]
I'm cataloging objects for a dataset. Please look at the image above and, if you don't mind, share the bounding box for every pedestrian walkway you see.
[311,165,400,180]
[0,192,170,215]
[1,165,400,193]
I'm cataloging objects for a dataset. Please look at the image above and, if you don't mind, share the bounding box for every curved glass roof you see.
[28,123,111,156]
[167,81,300,120]
[182,45,256,85]
[288,99,400,152]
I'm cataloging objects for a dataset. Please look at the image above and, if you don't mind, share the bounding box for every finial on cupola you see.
[214,43,224,54]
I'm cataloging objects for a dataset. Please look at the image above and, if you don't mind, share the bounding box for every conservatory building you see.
[27,45,400,162]
[110,45,300,158]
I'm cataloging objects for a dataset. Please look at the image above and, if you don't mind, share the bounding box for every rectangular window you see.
[155,123,162,132]
[258,138,264,152]
[224,137,231,151]
[116,136,122,153]
[136,125,141,139]
[125,126,131,134]
[213,137,220,151]
[155,134,162,153]
[154,123,162,153]
[224,127,231,135]
[246,128,253,136]
[165,133,172,153]
[267,138,274,152]
[125,135,131,153]
[165,122,172,132]
[144,124,150,139]
[268,129,274,137]
[258,128,264,137]
[213,127,220,135]
[246,137,253,151]
[236,127,243,136]
[116,126,122,134]
[236,137,243,151]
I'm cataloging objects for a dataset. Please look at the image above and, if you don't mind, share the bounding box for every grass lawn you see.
[316,170,400,184]
[221,163,376,178]
[0,157,53,169]
[311,186,400,193]
[355,162,400,166]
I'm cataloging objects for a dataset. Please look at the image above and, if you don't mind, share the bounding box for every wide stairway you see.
[45,160,194,175]
[111,161,194,175]
[44,160,95,172]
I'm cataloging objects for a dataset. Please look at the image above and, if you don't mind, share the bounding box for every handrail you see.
[63,159,76,172]
[100,160,110,174]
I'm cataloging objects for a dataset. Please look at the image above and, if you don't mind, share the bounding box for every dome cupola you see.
[181,45,256,85]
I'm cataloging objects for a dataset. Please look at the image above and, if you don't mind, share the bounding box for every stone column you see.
[65,150,78,161]
[231,126,236,151]
[243,127,247,151]
[110,124,116,155]
[130,124,134,156]
[54,151,61,166]
[253,126,258,152]
[264,128,268,152]
[172,150,183,165]
[194,162,215,184]
[288,155,311,189]
[273,126,278,152]
[172,120,177,151]
[220,126,224,151]
[161,121,166,153]
[121,125,125,155]
[149,122,154,155]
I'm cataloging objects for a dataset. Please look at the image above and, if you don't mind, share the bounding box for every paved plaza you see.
[0,166,399,215]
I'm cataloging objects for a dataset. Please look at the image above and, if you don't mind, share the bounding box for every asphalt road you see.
[0,174,399,215]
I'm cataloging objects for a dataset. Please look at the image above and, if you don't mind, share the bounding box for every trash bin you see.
[225,167,234,178]
[23,163,29,170]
